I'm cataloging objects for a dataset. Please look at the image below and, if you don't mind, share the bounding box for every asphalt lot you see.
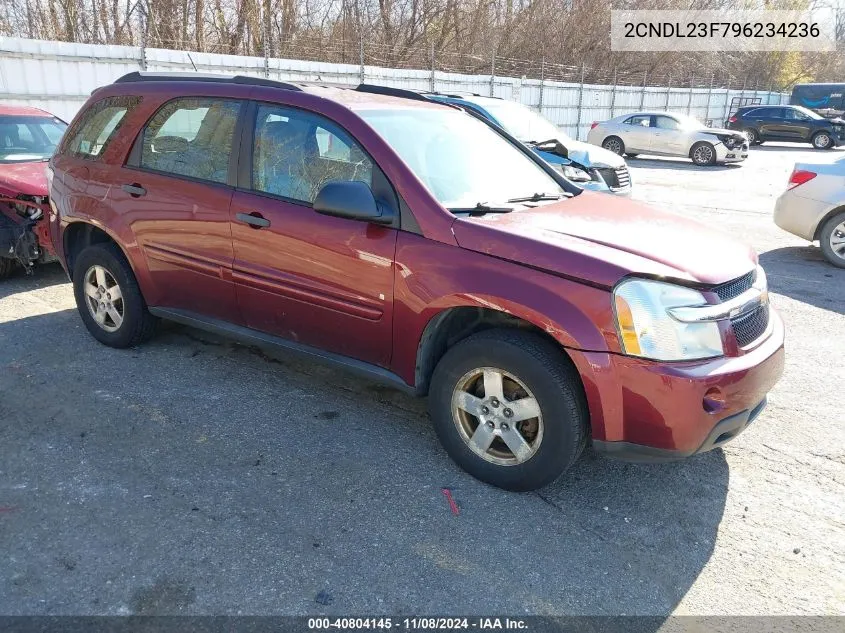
[1,143,843,618]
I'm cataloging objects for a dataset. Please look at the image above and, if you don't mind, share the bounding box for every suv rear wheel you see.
[819,211,845,268]
[72,243,158,347]
[743,128,760,144]
[428,329,588,491]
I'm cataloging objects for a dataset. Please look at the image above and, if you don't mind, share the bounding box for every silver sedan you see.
[587,112,749,166]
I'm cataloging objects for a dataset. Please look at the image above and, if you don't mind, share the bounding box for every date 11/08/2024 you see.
[308,618,528,630]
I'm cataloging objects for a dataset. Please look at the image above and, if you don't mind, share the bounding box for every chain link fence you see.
[0,36,786,140]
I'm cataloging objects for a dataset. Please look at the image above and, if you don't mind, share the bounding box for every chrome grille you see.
[731,304,769,347]
[613,166,631,189]
[714,270,755,302]
[596,166,631,191]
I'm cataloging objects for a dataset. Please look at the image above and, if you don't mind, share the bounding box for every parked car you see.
[726,105,845,149]
[774,159,845,268]
[48,73,784,491]
[0,104,67,278]
[588,111,749,166]
[424,92,631,195]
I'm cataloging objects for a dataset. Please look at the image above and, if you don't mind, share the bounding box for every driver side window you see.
[251,104,374,204]
[654,116,681,130]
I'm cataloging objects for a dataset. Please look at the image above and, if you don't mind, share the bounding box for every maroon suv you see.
[47,73,785,491]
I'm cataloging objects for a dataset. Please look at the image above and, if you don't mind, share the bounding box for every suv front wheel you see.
[428,329,588,491]
[72,243,158,348]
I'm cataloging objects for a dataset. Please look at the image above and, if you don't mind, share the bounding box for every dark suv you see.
[48,73,785,491]
[726,105,845,148]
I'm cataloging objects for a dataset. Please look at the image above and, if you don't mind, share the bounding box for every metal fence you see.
[0,36,786,140]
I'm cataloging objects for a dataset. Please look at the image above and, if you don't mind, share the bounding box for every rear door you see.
[119,97,243,322]
[229,101,398,366]
[757,107,790,139]
[619,114,653,152]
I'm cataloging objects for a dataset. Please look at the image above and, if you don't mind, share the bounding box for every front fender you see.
[390,232,618,388]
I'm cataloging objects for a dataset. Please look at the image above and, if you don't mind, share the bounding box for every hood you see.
[561,138,626,168]
[700,127,746,138]
[534,137,625,169]
[451,191,757,288]
[0,161,49,198]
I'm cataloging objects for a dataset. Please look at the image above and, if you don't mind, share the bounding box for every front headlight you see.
[561,164,592,182]
[613,278,724,361]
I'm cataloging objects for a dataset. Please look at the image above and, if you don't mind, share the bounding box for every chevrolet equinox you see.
[47,73,786,491]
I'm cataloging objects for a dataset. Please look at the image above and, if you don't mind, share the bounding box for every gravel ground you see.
[0,143,843,617]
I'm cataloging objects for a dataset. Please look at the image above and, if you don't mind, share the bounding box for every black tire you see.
[72,242,158,348]
[625,152,639,158]
[428,329,589,491]
[811,131,833,150]
[602,136,625,156]
[0,257,18,280]
[819,211,845,269]
[690,141,717,166]
[743,128,761,145]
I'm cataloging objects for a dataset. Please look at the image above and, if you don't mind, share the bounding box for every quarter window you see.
[251,104,373,204]
[61,96,139,160]
[140,98,241,184]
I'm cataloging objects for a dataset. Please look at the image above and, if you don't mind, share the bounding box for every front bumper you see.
[568,309,785,459]
[715,141,749,163]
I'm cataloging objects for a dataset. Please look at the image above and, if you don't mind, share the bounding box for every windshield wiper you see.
[507,192,566,203]
[526,138,558,147]
[448,202,514,215]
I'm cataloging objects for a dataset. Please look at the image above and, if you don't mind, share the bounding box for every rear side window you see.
[62,96,139,160]
[624,115,651,127]
[140,98,241,184]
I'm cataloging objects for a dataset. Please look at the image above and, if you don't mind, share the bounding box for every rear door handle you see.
[236,212,271,228]
[121,183,146,197]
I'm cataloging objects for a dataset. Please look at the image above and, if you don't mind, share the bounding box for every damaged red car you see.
[0,104,67,278]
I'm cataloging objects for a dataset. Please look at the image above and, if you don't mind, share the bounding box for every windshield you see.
[0,115,67,163]
[472,99,569,143]
[359,107,566,210]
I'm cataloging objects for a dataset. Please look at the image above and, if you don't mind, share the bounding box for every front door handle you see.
[236,212,271,229]
[121,183,146,197]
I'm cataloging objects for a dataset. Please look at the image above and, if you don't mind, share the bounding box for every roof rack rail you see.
[114,72,303,92]
[355,84,432,102]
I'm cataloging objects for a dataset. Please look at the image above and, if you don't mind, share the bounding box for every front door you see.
[229,102,398,366]
[651,115,687,155]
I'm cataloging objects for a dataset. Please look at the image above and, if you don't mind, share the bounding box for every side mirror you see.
[312,181,394,225]
[532,139,568,159]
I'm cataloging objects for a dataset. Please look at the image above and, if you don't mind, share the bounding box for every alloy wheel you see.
[814,133,831,149]
[83,265,124,332]
[603,138,623,155]
[450,367,544,466]
[829,220,845,260]
[692,144,714,165]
